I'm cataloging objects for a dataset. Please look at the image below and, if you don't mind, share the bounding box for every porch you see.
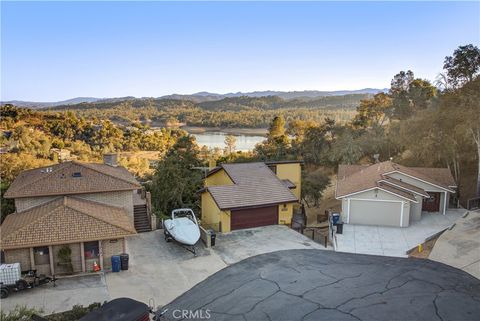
[335,208,466,257]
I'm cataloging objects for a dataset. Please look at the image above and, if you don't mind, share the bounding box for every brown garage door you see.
[231,206,278,230]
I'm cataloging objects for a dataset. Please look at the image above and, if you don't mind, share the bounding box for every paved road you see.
[163,249,480,321]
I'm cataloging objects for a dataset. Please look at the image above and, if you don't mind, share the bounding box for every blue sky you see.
[1,1,479,101]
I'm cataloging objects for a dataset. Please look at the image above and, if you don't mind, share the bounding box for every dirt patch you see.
[305,177,341,226]
[408,236,439,259]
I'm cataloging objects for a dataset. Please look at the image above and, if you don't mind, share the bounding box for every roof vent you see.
[72,172,82,178]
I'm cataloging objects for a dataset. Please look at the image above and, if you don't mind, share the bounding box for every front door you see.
[422,192,440,212]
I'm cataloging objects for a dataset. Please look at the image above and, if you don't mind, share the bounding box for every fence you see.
[467,197,480,210]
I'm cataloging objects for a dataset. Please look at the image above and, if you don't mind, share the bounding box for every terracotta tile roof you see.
[4,161,141,198]
[336,161,456,200]
[0,197,136,249]
[205,162,298,210]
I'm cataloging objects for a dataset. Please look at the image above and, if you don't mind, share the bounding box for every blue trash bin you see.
[111,255,121,272]
[332,213,340,225]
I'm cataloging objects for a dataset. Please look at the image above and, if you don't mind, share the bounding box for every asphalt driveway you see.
[163,249,480,321]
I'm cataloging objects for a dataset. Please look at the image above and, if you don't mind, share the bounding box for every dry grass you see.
[305,176,341,226]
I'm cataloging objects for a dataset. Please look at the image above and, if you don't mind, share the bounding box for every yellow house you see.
[201,161,302,233]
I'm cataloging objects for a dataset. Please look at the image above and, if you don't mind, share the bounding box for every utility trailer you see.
[0,263,56,298]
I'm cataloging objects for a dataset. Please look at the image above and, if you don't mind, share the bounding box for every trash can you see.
[111,255,121,272]
[335,223,344,234]
[120,253,129,271]
[331,213,340,225]
[209,230,216,247]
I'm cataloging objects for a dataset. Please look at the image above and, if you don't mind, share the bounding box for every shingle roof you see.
[379,176,430,197]
[0,196,136,249]
[4,161,141,198]
[205,162,298,210]
[336,161,456,200]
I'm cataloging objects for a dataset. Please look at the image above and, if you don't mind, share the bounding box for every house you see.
[0,154,152,276]
[335,161,457,227]
[201,161,301,232]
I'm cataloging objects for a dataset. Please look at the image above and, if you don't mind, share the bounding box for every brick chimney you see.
[103,153,118,167]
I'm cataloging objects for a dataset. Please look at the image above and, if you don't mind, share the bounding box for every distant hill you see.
[3,88,385,108]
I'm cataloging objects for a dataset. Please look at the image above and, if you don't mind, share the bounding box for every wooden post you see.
[80,242,86,273]
[98,241,104,271]
[48,245,54,276]
[29,248,35,270]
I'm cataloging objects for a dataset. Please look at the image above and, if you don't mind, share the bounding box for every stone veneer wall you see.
[52,243,83,274]
[101,238,125,270]
[4,248,31,271]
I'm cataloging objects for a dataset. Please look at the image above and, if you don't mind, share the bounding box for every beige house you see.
[336,161,456,227]
[1,155,151,275]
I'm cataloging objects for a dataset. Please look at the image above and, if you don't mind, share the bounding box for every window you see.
[84,241,99,259]
[72,172,82,178]
[34,246,50,265]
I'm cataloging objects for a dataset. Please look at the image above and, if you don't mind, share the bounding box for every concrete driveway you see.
[429,210,480,279]
[106,225,323,309]
[0,274,109,315]
[1,225,324,315]
[335,210,465,257]
[163,249,480,321]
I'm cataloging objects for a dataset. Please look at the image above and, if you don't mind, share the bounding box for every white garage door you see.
[349,200,402,227]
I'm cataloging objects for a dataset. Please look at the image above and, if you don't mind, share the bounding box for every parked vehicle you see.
[0,263,56,298]
[79,297,150,321]
[163,208,201,255]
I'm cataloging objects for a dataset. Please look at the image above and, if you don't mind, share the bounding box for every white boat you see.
[163,208,201,255]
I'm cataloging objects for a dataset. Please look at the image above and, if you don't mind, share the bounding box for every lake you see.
[192,132,265,151]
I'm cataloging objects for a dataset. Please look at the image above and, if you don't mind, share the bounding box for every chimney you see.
[373,154,380,163]
[103,153,118,167]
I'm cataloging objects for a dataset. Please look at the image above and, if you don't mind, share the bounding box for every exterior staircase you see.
[134,204,151,233]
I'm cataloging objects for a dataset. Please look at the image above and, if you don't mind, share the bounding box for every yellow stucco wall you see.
[220,211,231,233]
[275,163,302,199]
[200,192,231,232]
[205,169,233,187]
[278,203,293,225]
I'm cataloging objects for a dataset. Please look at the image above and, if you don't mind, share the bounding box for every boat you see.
[163,208,201,255]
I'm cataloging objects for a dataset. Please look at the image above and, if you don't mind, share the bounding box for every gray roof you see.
[206,162,298,210]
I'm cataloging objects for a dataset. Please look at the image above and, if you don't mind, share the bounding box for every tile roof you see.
[205,162,298,210]
[0,197,136,249]
[4,161,141,198]
[336,161,456,200]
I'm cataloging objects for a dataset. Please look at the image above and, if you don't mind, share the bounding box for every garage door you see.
[349,200,402,227]
[231,206,278,230]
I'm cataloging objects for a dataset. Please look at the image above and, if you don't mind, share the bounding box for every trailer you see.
[0,263,56,298]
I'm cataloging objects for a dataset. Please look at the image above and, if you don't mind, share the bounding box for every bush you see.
[0,306,42,321]
[45,303,102,321]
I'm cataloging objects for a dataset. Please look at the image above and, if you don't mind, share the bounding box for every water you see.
[192,132,265,151]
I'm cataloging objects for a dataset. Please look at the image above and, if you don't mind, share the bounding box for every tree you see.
[151,136,204,215]
[443,44,480,88]
[389,70,437,119]
[441,77,480,196]
[255,116,291,160]
[302,168,331,207]
[224,135,237,154]
[352,93,392,128]
[267,116,286,139]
